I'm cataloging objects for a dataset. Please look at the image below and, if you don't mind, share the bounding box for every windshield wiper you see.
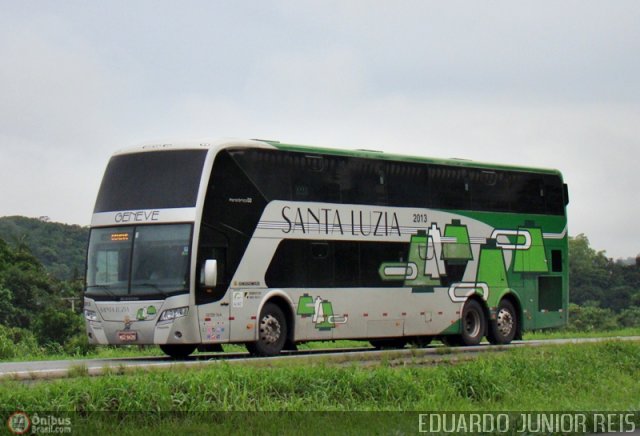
[132,282,163,291]
[85,284,120,299]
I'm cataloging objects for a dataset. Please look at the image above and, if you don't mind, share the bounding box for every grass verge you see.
[2,340,638,434]
[1,341,638,411]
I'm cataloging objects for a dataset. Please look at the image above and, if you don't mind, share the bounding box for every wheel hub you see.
[464,310,481,337]
[496,308,513,337]
[260,314,281,344]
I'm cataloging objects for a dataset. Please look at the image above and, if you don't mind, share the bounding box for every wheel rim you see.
[464,309,481,338]
[259,314,281,345]
[496,307,514,337]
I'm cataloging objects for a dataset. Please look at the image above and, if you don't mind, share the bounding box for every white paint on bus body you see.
[91,207,196,227]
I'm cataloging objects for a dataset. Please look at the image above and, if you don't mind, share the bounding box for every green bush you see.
[617,306,640,328]
[33,308,84,346]
[0,324,41,359]
[43,341,65,355]
[64,332,96,356]
[567,303,619,331]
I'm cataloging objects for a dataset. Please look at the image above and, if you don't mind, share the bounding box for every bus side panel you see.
[225,201,568,344]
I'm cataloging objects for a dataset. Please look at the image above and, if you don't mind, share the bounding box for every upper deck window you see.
[94,149,208,212]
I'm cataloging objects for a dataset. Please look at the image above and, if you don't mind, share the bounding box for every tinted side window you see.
[231,149,345,203]
[551,249,563,272]
[466,169,565,215]
[197,150,267,303]
[291,154,342,203]
[469,170,512,212]
[544,175,565,215]
[513,174,545,214]
[203,151,266,236]
[341,158,387,205]
[227,147,566,216]
[359,242,406,287]
[334,242,360,286]
[385,161,429,208]
[264,239,308,288]
[229,149,292,201]
[265,240,407,288]
[429,166,470,210]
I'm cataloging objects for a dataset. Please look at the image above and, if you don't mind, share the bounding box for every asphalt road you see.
[1,336,638,381]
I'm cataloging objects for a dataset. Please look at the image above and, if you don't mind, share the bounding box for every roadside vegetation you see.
[1,220,639,432]
[0,341,638,433]
[0,217,639,361]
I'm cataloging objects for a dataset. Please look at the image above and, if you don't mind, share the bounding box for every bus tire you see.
[160,344,197,359]
[488,299,517,345]
[247,302,287,356]
[460,299,486,346]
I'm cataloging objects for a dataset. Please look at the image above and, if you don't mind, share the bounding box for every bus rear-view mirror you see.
[204,259,218,288]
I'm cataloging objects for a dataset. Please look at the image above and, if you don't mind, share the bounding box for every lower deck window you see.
[265,239,406,288]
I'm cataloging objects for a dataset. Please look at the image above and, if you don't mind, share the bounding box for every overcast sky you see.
[1,1,639,258]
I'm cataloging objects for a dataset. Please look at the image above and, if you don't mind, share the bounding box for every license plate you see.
[118,331,137,342]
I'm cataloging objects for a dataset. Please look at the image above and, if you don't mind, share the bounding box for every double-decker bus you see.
[84,139,569,357]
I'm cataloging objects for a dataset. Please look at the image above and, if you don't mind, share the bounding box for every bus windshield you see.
[85,224,192,300]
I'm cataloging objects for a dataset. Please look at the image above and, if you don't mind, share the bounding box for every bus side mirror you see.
[204,259,218,288]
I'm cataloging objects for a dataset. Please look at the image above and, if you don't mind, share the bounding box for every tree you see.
[569,234,617,306]
[0,237,83,344]
[0,216,88,281]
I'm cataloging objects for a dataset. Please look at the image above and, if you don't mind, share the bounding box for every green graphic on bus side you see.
[513,225,548,273]
[297,294,347,330]
[443,219,473,261]
[379,220,472,289]
[476,242,509,305]
[297,294,315,316]
[378,219,548,304]
[406,231,439,288]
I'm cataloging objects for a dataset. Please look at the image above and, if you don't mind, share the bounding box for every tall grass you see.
[1,341,638,412]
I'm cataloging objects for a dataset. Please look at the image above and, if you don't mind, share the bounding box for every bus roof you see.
[113,138,563,176]
[265,140,563,176]
[110,138,260,155]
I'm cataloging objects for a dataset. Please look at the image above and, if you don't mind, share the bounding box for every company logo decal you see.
[136,305,157,321]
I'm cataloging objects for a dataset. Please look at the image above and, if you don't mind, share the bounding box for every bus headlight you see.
[159,307,189,322]
[84,310,98,321]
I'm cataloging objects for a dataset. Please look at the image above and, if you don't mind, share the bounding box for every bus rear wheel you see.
[160,344,197,359]
[488,299,517,345]
[460,299,486,346]
[247,302,287,357]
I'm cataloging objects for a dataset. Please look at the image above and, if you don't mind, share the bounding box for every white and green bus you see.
[84,139,569,357]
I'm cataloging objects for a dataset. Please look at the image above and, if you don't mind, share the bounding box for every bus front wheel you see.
[160,344,197,359]
[247,302,287,357]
